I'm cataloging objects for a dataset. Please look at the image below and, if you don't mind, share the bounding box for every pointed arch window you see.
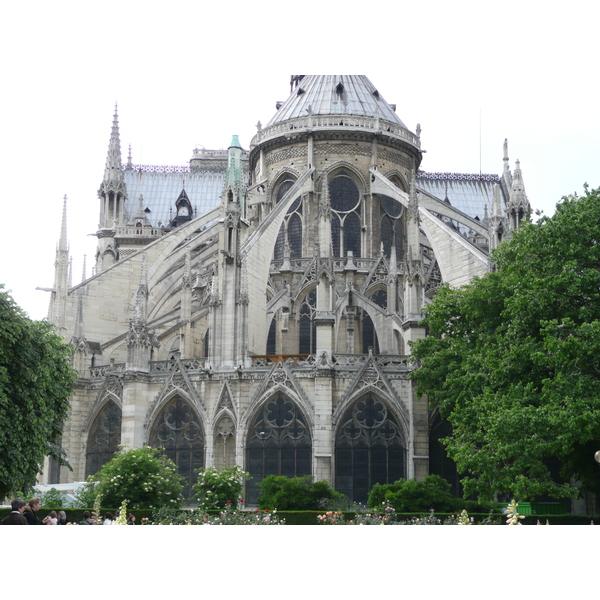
[298,289,316,354]
[329,172,362,258]
[246,395,312,504]
[335,396,405,503]
[266,317,277,355]
[380,194,403,259]
[273,177,302,259]
[149,396,204,499]
[85,400,122,478]
[361,290,386,354]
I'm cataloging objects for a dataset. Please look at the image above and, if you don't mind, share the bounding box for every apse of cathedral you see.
[45,75,530,503]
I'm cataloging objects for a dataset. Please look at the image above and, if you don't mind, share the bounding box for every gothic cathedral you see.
[45,75,530,503]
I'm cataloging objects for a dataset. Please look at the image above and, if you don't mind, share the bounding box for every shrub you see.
[192,466,250,511]
[368,474,460,513]
[91,446,185,509]
[72,480,99,508]
[258,475,344,510]
[39,487,71,508]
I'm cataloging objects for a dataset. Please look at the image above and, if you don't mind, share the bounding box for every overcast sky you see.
[2,1,598,321]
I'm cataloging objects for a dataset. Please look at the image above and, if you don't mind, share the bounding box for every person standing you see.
[1,498,28,525]
[79,511,94,525]
[23,497,50,525]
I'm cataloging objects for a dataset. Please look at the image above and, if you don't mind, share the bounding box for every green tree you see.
[0,285,75,498]
[192,465,250,510]
[411,185,600,502]
[368,474,460,513]
[91,446,185,509]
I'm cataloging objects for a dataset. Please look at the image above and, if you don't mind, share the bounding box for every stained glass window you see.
[276,179,295,204]
[85,400,122,478]
[371,289,387,309]
[149,397,205,499]
[380,194,402,218]
[287,213,303,258]
[267,317,277,355]
[380,195,403,259]
[329,173,361,257]
[331,214,341,257]
[330,174,360,212]
[273,177,302,259]
[274,223,286,260]
[335,396,405,503]
[246,395,312,504]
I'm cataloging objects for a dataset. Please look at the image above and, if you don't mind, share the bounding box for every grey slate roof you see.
[123,167,224,227]
[417,172,502,222]
[266,75,406,128]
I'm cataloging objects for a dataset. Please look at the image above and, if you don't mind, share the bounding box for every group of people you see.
[1,497,66,525]
[2,497,137,525]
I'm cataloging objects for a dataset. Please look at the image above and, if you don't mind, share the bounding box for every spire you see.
[222,135,246,217]
[81,255,87,283]
[97,105,127,266]
[104,103,124,181]
[502,138,513,190]
[49,195,70,330]
[507,160,530,231]
[59,194,68,252]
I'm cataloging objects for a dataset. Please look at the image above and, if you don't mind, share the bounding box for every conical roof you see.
[266,75,405,127]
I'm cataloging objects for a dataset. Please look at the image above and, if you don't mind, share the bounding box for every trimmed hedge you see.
[2,507,597,525]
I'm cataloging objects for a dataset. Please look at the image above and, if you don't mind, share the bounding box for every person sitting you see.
[57,511,67,525]
[45,510,58,525]
[1,498,28,525]
[103,512,114,525]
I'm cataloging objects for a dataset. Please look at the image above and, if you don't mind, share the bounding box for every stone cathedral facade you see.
[44,75,530,503]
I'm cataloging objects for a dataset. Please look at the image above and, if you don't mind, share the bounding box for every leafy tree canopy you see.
[0,286,75,498]
[90,446,185,509]
[411,185,600,502]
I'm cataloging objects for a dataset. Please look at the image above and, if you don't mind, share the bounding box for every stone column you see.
[313,369,334,485]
